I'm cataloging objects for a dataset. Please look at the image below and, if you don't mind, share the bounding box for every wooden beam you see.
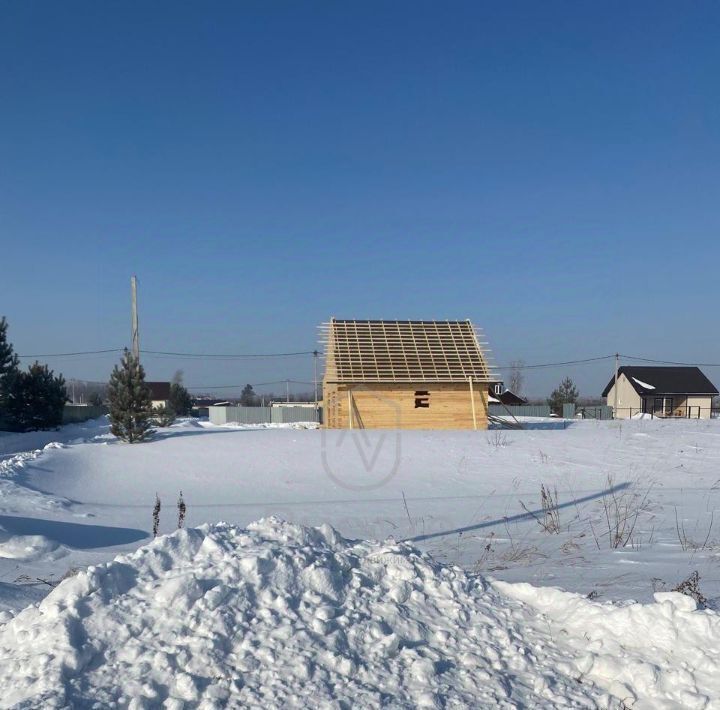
[469,376,478,430]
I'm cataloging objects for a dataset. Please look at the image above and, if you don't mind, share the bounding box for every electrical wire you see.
[620,354,720,367]
[140,350,320,360]
[17,348,123,358]
[18,345,720,374]
[188,380,316,390]
[17,348,319,359]
[495,355,614,370]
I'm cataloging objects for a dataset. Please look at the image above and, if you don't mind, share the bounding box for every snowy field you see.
[2,416,720,706]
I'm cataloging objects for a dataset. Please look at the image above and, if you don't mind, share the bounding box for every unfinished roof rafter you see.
[320,319,496,384]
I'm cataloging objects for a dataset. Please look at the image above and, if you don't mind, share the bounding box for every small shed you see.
[321,319,494,429]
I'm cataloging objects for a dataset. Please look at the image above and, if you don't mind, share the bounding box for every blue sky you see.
[1,1,719,398]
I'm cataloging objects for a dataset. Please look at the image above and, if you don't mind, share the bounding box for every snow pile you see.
[0,532,65,562]
[0,442,72,516]
[0,518,610,708]
[498,582,720,709]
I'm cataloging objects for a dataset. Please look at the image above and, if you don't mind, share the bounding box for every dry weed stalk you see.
[521,484,561,534]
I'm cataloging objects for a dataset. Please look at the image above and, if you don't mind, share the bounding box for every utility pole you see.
[131,275,140,362]
[286,379,290,403]
[613,352,619,418]
[313,350,319,411]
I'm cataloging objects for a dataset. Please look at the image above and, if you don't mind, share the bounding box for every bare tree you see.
[508,360,525,395]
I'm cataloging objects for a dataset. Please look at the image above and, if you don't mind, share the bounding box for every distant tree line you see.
[0,317,67,432]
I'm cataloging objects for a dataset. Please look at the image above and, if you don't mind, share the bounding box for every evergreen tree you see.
[108,350,154,442]
[240,384,257,407]
[548,377,579,413]
[3,362,67,432]
[169,382,193,416]
[0,317,20,421]
[0,317,18,380]
[153,404,176,427]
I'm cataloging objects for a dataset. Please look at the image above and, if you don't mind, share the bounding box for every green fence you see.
[209,405,321,425]
[488,404,552,418]
[63,405,108,424]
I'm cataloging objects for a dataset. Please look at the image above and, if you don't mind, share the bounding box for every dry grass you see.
[521,484,561,534]
[589,474,653,549]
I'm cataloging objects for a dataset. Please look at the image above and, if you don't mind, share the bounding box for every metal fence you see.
[209,405,321,426]
[272,407,321,424]
[488,404,552,418]
[63,405,108,424]
[561,403,614,420]
[613,407,720,420]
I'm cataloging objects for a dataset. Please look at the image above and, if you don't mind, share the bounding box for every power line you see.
[495,355,614,370]
[17,348,123,358]
[188,380,316,390]
[18,346,720,371]
[621,354,720,367]
[17,348,317,359]
[142,350,316,360]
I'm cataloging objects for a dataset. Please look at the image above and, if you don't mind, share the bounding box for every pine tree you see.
[548,377,579,413]
[4,362,67,432]
[0,317,18,380]
[153,404,176,427]
[0,317,20,423]
[240,384,257,407]
[169,382,193,416]
[108,349,154,443]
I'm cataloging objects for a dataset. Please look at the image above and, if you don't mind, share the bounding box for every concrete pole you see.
[313,351,319,406]
[131,276,140,362]
[613,352,619,418]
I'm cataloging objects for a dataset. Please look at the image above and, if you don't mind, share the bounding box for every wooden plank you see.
[322,382,489,430]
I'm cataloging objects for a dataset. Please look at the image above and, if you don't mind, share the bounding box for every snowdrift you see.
[0,519,719,708]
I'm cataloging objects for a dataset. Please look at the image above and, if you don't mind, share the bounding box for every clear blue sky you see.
[1,1,719,397]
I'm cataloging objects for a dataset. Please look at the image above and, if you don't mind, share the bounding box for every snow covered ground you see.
[2,416,720,706]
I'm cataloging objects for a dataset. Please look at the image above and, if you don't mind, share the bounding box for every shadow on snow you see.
[0,515,148,549]
[406,481,631,543]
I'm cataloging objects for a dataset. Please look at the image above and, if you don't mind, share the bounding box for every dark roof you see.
[146,381,171,400]
[601,367,718,397]
[488,386,527,405]
[498,390,528,406]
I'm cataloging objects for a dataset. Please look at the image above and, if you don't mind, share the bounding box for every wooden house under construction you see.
[320,319,494,429]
